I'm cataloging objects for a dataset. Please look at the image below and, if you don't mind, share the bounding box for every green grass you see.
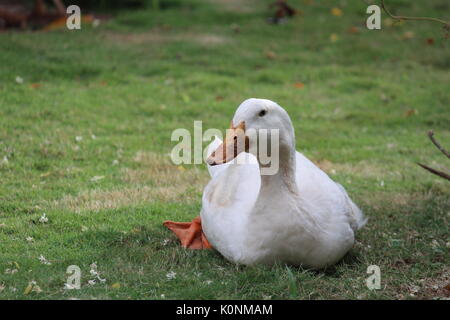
[0,0,449,299]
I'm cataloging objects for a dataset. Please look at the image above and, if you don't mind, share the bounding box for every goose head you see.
[207,98,295,168]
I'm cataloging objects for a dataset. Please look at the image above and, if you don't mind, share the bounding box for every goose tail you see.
[336,183,367,231]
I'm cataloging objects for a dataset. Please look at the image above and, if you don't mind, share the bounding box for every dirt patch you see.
[105,31,167,44]
[54,151,209,213]
[396,269,450,299]
[105,31,229,46]
[314,159,390,179]
[360,191,430,208]
[208,0,257,13]
[124,151,208,186]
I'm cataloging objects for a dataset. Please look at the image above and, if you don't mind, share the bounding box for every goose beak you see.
[207,121,248,166]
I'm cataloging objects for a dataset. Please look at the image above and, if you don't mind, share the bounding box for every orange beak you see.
[207,121,248,166]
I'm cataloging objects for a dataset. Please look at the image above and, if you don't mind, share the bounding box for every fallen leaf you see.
[100,81,108,86]
[215,96,224,101]
[111,282,121,289]
[177,166,186,171]
[24,283,33,295]
[405,109,418,117]
[348,26,359,34]
[426,38,434,45]
[331,8,343,17]
[294,82,305,89]
[330,33,339,42]
[30,83,41,89]
[402,31,415,39]
[265,51,277,60]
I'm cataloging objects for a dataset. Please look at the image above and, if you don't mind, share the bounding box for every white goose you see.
[165,98,366,269]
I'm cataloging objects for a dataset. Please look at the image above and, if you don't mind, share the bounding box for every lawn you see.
[0,0,449,299]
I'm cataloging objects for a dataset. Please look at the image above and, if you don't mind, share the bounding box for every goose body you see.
[200,99,366,268]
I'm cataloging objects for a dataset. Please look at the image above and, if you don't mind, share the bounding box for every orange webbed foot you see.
[163,216,212,250]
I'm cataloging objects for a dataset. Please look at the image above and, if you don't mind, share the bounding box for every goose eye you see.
[259,110,267,117]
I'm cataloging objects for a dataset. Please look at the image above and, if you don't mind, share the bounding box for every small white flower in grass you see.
[15,76,24,84]
[81,226,88,232]
[5,268,18,274]
[1,156,8,164]
[90,269,98,277]
[410,285,420,294]
[38,255,51,265]
[91,134,97,140]
[160,294,165,298]
[112,159,119,165]
[162,239,170,246]
[166,271,176,280]
[216,265,225,272]
[64,283,77,290]
[380,180,385,187]
[89,263,98,276]
[0,283,5,292]
[28,281,42,294]
[262,294,272,300]
[75,136,83,142]
[90,176,105,182]
[26,236,34,242]
[10,287,17,292]
[39,213,48,223]
[205,280,213,285]
[88,262,106,284]
[431,240,440,249]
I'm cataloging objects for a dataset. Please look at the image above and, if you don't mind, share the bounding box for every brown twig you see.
[417,163,450,181]
[417,130,450,181]
[381,0,450,26]
[427,130,450,159]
